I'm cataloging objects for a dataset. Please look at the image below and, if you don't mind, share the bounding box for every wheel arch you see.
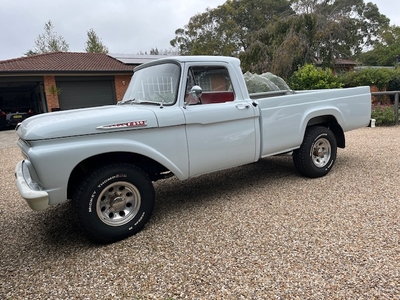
[306,115,345,148]
[67,151,171,200]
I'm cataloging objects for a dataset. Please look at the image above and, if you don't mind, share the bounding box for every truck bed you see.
[255,86,371,156]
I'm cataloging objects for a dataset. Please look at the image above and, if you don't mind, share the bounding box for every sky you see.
[0,0,398,61]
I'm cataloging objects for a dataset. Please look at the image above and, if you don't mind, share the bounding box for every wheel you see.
[73,163,155,243]
[293,126,337,178]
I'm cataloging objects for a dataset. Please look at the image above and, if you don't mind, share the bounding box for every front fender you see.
[26,128,188,205]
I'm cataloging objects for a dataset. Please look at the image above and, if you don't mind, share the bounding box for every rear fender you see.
[301,109,345,148]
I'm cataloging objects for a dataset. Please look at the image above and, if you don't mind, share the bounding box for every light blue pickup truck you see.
[15,56,371,243]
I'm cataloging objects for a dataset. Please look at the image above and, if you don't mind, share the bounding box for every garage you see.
[0,52,161,118]
[56,76,116,110]
[0,77,47,128]
[0,77,46,113]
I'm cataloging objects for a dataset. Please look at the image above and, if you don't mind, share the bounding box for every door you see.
[182,64,258,177]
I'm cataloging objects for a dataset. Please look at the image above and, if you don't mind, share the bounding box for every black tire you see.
[293,126,337,178]
[73,163,155,243]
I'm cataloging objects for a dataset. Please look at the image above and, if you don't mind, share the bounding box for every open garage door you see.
[0,77,46,129]
[56,77,116,110]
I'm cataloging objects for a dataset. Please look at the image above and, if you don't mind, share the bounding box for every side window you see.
[185,66,235,105]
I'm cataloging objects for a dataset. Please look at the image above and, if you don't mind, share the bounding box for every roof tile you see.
[0,52,134,72]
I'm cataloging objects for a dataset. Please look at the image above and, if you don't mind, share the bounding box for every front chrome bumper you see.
[15,160,49,211]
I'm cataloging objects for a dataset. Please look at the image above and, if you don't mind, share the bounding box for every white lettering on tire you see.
[97,174,128,188]
[88,191,96,212]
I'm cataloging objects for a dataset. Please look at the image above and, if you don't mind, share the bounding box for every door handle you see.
[236,103,250,110]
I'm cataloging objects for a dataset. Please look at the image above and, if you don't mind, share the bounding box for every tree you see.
[357,25,400,66]
[26,20,69,55]
[240,13,318,77]
[171,0,390,79]
[149,48,159,55]
[240,0,390,77]
[308,0,389,61]
[170,0,294,56]
[85,28,109,53]
[170,7,239,56]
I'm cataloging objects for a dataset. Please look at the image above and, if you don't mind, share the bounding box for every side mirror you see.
[190,85,203,99]
[184,85,203,108]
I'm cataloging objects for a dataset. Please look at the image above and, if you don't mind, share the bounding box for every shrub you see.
[387,70,400,91]
[288,64,343,90]
[386,69,400,103]
[371,104,396,126]
[340,68,395,91]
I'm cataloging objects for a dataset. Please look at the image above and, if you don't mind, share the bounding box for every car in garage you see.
[6,111,27,127]
[0,108,34,129]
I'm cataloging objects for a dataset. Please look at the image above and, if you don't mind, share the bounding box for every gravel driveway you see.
[0,129,18,149]
[1,127,399,299]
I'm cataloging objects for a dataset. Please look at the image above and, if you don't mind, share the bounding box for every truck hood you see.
[16,105,159,140]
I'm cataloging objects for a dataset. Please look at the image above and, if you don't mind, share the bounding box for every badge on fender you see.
[96,120,147,130]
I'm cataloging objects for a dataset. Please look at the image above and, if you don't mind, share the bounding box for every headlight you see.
[22,161,44,191]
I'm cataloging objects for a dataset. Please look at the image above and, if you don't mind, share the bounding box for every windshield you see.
[121,62,181,105]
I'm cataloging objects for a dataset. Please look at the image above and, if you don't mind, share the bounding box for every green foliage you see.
[288,64,343,90]
[240,13,318,78]
[26,22,110,56]
[356,25,400,66]
[85,28,109,53]
[26,20,69,55]
[340,68,395,90]
[387,69,400,91]
[149,48,159,55]
[47,85,62,96]
[171,0,390,78]
[371,104,396,125]
[170,0,294,56]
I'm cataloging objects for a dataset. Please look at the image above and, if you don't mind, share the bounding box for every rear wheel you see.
[73,163,155,243]
[293,126,337,178]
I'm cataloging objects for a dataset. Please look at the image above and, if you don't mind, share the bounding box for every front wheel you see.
[73,163,155,243]
[293,126,337,178]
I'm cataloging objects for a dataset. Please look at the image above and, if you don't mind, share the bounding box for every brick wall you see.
[114,75,132,102]
[43,76,60,112]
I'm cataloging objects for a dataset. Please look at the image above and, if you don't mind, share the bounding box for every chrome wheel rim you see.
[311,138,331,168]
[96,181,141,226]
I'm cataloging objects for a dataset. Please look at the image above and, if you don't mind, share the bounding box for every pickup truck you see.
[15,56,371,243]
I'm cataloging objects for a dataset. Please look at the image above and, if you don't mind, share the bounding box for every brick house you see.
[0,52,155,114]
[315,58,360,75]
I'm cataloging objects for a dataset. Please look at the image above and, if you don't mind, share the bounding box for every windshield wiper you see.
[136,100,162,106]
[118,98,136,105]
[118,99,164,107]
